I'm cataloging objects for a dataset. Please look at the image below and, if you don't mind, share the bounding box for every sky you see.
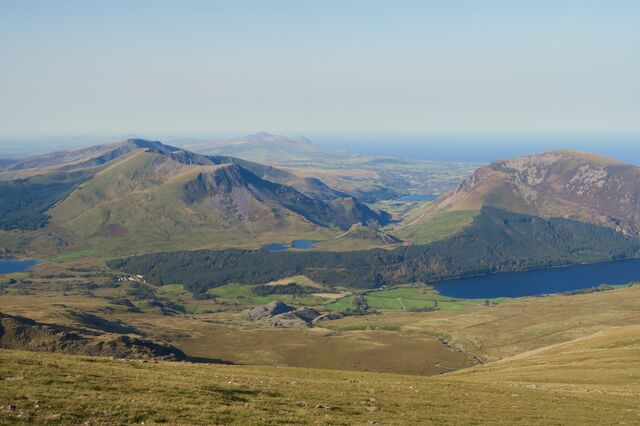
[0,0,639,138]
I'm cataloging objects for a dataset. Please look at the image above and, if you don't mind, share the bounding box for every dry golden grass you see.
[2,323,639,425]
[264,275,323,288]
[311,293,345,299]
[4,260,640,378]
[3,262,640,423]
[172,324,476,375]
[322,284,640,362]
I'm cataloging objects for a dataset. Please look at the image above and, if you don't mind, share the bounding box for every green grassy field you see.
[50,249,106,262]
[323,284,640,362]
[4,260,640,382]
[205,282,325,308]
[325,286,500,312]
[394,208,479,243]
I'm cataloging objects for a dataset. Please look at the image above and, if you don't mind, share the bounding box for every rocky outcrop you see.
[183,164,388,229]
[245,301,321,328]
[0,312,186,361]
[245,300,296,320]
[435,150,640,235]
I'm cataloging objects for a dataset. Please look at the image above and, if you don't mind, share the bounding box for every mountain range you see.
[173,132,479,202]
[0,139,388,257]
[110,148,640,291]
[3,138,640,279]
[177,131,352,166]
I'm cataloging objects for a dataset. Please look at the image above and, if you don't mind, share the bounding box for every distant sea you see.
[307,133,640,165]
[1,133,639,165]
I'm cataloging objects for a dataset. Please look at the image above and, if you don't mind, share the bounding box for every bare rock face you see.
[245,301,321,328]
[245,300,296,321]
[435,150,640,235]
[0,312,186,361]
[183,163,388,229]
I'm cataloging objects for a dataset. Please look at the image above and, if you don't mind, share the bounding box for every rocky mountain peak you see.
[435,150,640,235]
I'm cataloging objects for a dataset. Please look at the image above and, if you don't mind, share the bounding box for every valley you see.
[176,132,480,202]
[3,255,640,372]
[3,136,640,424]
[2,260,640,424]
[4,3,638,423]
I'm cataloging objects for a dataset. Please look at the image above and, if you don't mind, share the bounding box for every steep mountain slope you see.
[398,150,640,242]
[43,148,386,256]
[0,139,388,257]
[164,149,348,200]
[0,140,178,231]
[318,224,402,250]
[176,132,480,202]
[0,139,178,180]
[0,138,343,200]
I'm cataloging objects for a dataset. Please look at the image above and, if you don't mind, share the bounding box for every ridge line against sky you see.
[0,0,639,136]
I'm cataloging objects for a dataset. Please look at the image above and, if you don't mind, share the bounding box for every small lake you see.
[396,194,438,202]
[433,258,640,299]
[0,258,39,274]
[292,239,317,249]
[262,240,318,252]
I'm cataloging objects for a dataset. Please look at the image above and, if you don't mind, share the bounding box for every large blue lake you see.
[433,258,640,299]
[0,259,39,274]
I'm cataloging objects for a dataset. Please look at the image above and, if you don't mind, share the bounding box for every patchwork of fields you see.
[2,257,640,424]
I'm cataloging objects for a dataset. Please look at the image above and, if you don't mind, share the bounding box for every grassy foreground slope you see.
[3,260,640,377]
[2,324,639,425]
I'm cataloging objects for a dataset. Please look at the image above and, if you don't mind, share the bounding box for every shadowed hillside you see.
[0,139,388,257]
[0,312,186,361]
[398,150,640,243]
[110,206,640,292]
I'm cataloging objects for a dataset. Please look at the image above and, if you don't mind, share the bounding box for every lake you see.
[262,240,318,252]
[0,258,39,274]
[433,258,640,299]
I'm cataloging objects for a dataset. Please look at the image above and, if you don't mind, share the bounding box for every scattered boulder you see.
[246,300,295,321]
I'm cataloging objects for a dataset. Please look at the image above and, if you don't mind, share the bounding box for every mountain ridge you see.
[0,140,388,256]
[398,149,640,243]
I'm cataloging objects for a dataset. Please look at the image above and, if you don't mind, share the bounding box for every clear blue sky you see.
[1,0,639,136]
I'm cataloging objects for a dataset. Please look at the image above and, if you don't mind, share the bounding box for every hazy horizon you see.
[1,1,639,136]
[1,131,639,165]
